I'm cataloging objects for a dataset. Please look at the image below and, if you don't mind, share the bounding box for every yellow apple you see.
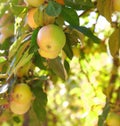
[24,0,44,7]
[37,24,66,59]
[10,100,31,115]
[10,83,33,104]
[38,48,60,59]
[27,8,55,29]
[113,0,120,12]
[27,8,43,29]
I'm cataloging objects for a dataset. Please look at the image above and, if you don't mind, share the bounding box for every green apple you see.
[24,0,44,7]
[37,24,66,59]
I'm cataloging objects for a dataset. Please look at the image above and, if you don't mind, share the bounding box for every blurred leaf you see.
[45,1,62,17]
[9,36,23,59]
[64,59,70,73]
[64,0,94,10]
[98,101,110,126]
[48,57,67,80]
[0,3,10,17]
[33,52,46,70]
[108,28,120,57]
[10,4,27,16]
[72,26,101,43]
[32,85,47,122]
[97,0,112,22]
[0,37,11,50]
[29,28,39,53]
[0,56,6,63]
[61,6,79,26]
[63,34,73,59]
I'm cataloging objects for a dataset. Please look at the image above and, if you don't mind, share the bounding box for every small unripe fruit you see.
[37,24,66,59]
[24,0,44,7]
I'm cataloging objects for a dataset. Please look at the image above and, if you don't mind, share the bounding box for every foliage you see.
[0,0,120,126]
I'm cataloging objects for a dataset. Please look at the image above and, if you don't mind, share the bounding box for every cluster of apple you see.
[0,13,14,44]
[10,83,33,115]
[25,0,66,59]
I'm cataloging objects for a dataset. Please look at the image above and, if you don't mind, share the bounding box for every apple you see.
[113,0,120,12]
[27,8,43,29]
[10,100,31,115]
[27,8,55,29]
[37,24,66,59]
[24,0,44,7]
[38,48,60,59]
[43,12,55,25]
[10,83,33,104]
[55,0,64,5]
[10,83,33,114]
[106,112,120,126]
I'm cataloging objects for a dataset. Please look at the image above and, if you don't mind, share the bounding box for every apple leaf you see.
[64,0,94,10]
[10,4,28,16]
[72,26,101,43]
[0,56,6,64]
[29,28,39,53]
[60,6,79,26]
[32,84,47,122]
[33,52,46,70]
[45,1,62,17]
[9,36,24,59]
[63,34,73,59]
[48,57,67,80]
[97,0,112,22]
[108,28,120,57]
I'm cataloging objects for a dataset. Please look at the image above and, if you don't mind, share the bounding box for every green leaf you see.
[29,28,39,53]
[9,36,23,59]
[0,56,6,64]
[32,85,47,122]
[48,57,67,80]
[72,26,100,43]
[63,34,73,59]
[33,52,46,70]
[97,0,112,22]
[61,6,79,26]
[64,0,94,10]
[108,28,120,57]
[98,101,110,126]
[10,4,27,16]
[45,1,62,17]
